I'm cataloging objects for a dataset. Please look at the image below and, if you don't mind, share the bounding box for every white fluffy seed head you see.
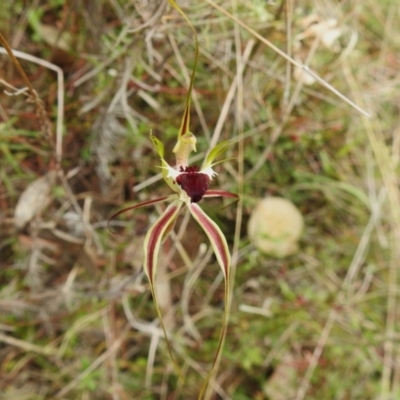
[248,197,304,258]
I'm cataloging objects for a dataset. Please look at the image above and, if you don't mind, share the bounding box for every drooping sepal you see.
[188,202,230,280]
[143,200,183,284]
[188,202,232,397]
[143,200,184,379]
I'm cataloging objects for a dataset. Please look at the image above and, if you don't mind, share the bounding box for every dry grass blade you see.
[203,0,370,117]
[0,332,58,356]
[0,42,64,164]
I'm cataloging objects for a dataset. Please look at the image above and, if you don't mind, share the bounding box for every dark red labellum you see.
[176,166,210,203]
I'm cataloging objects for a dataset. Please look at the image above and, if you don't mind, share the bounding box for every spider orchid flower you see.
[112,116,237,295]
[110,106,237,383]
[144,127,238,298]
[110,0,237,393]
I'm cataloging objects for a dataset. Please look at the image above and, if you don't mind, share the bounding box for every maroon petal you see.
[176,166,210,203]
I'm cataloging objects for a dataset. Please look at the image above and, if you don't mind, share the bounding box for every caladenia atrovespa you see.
[109,1,237,397]
[111,114,237,395]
